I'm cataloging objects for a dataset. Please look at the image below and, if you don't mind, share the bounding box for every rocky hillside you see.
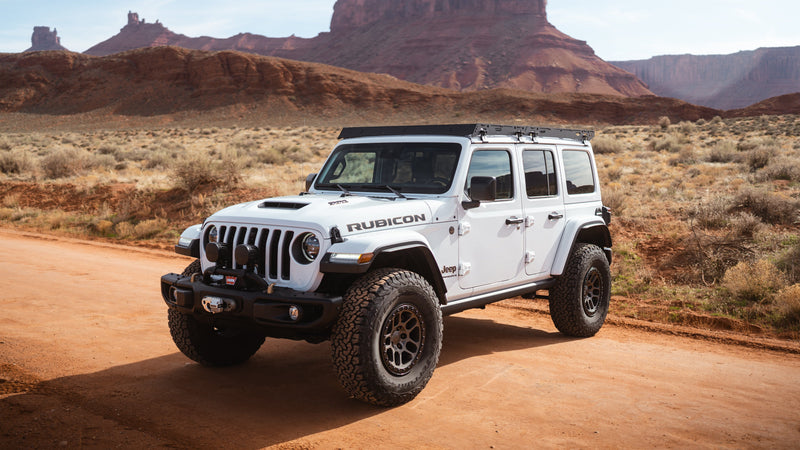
[612,47,800,110]
[84,1,652,97]
[0,47,714,125]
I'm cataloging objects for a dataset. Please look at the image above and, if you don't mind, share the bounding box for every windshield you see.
[315,142,462,194]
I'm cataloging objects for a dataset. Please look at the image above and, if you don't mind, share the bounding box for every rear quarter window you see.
[562,150,596,195]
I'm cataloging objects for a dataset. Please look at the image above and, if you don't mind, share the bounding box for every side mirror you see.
[470,176,497,202]
[463,176,497,210]
[305,173,317,192]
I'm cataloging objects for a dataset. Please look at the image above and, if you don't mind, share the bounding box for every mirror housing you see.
[470,176,497,202]
[305,173,317,192]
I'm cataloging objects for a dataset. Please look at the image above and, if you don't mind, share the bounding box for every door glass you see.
[523,150,558,197]
[465,150,514,200]
[563,150,596,195]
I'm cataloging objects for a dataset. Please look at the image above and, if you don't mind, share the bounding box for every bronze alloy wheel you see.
[582,267,604,317]
[380,302,425,376]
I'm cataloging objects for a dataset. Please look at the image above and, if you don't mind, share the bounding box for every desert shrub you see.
[145,149,176,169]
[677,121,696,134]
[0,138,11,151]
[706,140,737,163]
[710,116,724,125]
[97,144,119,156]
[756,158,800,182]
[284,145,315,163]
[730,212,763,239]
[773,284,800,327]
[602,165,623,181]
[216,148,246,183]
[737,137,777,152]
[601,188,626,217]
[254,146,285,165]
[173,154,225,192]
[132,218,168,239]
[742,147,773,171]
[115,221,135,239]
[658,116,671,130]
[89,153,117,170]
[777,241,800,284]
[592,135,625,154]
[733,188,799,225]
[0,150,38,175]
[668,146,696,166]
[689,196,733,229]
[722,259,787,303]
[652,134,686,153]
[41,147,88,179]
[678,224,754,283]
[172,151,242,192]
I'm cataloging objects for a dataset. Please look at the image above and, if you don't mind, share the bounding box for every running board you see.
[441,279,555,316]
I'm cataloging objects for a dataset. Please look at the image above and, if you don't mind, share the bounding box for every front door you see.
[458,147,525,289]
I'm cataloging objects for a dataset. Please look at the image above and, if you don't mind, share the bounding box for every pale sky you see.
[1,1,798,61]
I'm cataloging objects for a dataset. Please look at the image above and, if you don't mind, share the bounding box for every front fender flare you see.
[320,230,447,303]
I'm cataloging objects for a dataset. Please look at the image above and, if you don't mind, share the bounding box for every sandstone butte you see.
[84,0,653,98]
[25,27,67,52]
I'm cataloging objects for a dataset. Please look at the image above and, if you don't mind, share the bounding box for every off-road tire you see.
[168,260,266,366]
[331,268,443,406]
[549,243,610,337]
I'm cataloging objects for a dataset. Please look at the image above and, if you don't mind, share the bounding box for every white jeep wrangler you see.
[162,124,612,406]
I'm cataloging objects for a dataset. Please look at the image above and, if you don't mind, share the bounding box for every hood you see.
[208,193,440,239]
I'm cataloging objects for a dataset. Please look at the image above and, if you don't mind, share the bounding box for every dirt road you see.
[1,229,799,449]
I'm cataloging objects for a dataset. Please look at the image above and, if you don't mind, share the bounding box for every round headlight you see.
[207,225,218,244]
[301,233,320,261]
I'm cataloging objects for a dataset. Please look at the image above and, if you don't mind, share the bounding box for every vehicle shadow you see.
[1,314,575,448]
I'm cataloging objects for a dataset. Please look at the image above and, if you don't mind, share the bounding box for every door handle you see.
[548,212,564,220]
[506,217,524,225]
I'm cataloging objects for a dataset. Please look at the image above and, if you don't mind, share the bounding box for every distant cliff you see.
[84,1,652,97]
[612,47,800,110]
[25,27,67,52]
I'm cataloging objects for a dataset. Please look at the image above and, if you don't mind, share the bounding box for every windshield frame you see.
[314,141,464,195]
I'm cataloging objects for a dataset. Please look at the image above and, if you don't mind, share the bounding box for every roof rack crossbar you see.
[338,124,594,142]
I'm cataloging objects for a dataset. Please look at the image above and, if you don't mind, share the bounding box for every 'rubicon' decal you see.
[346,214,426,232]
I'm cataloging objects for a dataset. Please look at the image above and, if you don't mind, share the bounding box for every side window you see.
[563,150,596,195]
[523,150,558,197]
[465,150,514,200]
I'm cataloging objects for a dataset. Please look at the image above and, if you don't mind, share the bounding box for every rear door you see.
[519,146,566,275]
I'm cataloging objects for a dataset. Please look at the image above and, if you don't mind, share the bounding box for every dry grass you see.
[1,116,799,337]
[595,114,800,335]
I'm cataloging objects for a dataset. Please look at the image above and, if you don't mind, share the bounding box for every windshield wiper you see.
[381,185,407,199]
[336,184,353,197]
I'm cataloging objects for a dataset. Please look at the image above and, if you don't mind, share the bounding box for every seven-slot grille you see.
[207,224,295,281]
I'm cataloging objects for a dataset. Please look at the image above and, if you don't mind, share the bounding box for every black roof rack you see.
[338,124,594,142]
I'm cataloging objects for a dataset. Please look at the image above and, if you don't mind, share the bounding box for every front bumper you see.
[160,270,342,337]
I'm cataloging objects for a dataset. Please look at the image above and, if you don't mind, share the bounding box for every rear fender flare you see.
[551,219,612,276]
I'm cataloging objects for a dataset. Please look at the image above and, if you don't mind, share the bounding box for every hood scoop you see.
[258,201,309,210]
